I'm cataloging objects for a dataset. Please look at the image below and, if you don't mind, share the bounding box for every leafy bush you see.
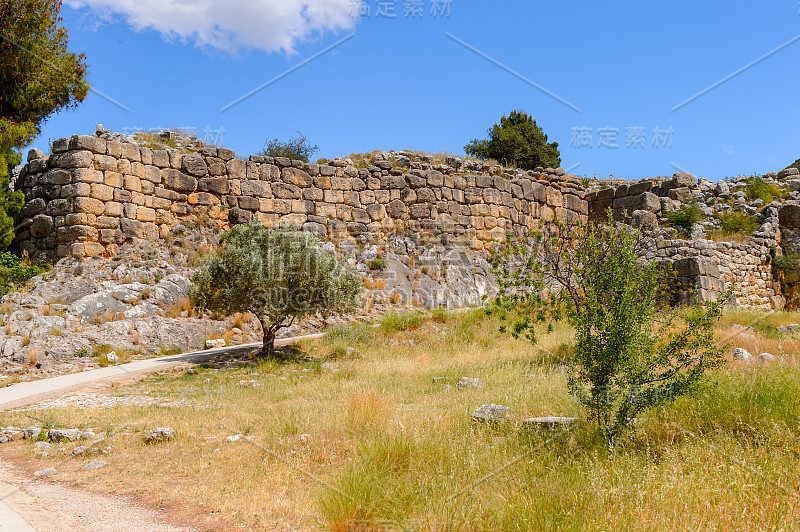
[0,251,46,296]
[464,110,560,170]
[368,257,387,271]
[664,201,703,235]
[190,222,362,357]
[743,176,785,204]
[713,209,760,237]
[788,158,800,173]
[0,152,24,250]
[259,131,318,163]
[490,214,730,446]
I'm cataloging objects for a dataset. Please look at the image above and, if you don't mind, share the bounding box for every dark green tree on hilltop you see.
[0,0,89,251]
[465,110,561,170]
[788,158,800,172]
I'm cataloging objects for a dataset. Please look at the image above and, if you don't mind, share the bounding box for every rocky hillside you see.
[0,223,496,382]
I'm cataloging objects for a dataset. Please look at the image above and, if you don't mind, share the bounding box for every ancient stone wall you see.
[14,135,588,262]
[592,176,784,310]
[656,236,782,310]
[586,172,700,222]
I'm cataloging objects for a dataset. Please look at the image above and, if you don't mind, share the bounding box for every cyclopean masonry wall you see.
[589,176,784,310]
[14,134,589,262]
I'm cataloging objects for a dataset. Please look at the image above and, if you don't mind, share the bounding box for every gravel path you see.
[0,459,196,531]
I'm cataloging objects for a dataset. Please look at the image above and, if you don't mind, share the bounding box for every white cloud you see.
[721,144,735,156]
[65,0,357,54]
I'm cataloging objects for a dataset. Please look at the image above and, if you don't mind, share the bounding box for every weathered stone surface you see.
[181,154,208,177]
[672,172,697,188]
[779,204,800,229]
[471,404,510,423]
[163,169,197,193]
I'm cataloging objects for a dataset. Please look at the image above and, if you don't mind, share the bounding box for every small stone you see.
[299,433,311,444]
[759,352,776,362]
[732,347,752,360]
[71,445,96,456]
[33,441,51,452]
[457,377,484,389]
[24,427,41,440]
[48,428,82,442]
[471,404,511,423]
[320,362,338,370]
[144,427,175,443]
[226,434,243,443]
[82,461,108,470]
[34,467,56,478]
[105,351,119,363]
[186,367,196,375]
[205,339,226,349]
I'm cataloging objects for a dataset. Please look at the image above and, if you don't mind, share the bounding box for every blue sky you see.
[28,0,800,181]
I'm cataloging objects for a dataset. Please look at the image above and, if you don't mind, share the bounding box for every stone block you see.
[668,187,693,202]
[71,168,103,184]
[52,150,93,168]
[104,171,123,188]
[163,169,197,193]
[152,150,170,168]
[672,172,697,189]
[282,167,312,187]
[779,204,800,229]
[673,257,720,278]
[596,187,616,201]
[271,182,301,200]
[181,154,208,177]
[104,202,123,217]
[226,158,246,179]
[121,143,141,162]
[240,180,270,197]
[59,182,90,198]
[93,154,118,171]
[123,175,142,193]
[30,215,54,238]
[45,199,73,216]
[90,183,114,201]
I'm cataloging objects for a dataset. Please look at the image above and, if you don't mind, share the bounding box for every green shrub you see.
[368,257,387,271]
[714,210,760,236]
[465,110,560,170]
[743,177,785,204]
[490,214,730,446]
[190,221,362,357]
[0,252,46,296]
[259,131,318,163]
[664,201,704,235]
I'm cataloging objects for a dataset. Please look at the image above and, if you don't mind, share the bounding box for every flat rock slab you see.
[471,404,510,423]
[522,417,579,430]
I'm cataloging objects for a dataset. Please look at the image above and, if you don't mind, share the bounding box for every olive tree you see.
[490,214,730,447]
[190,221,362,357]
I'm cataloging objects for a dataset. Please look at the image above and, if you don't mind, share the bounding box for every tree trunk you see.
[262,327,276,358]
[256,315,276,358]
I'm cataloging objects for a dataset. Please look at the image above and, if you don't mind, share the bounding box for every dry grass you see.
[160,298,194,319]
[362,278,387,291]
[0,309,799,530]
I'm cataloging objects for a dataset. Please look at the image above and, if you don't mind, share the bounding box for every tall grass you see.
[3,309,800,530]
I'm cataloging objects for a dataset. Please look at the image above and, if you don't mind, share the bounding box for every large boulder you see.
[779,204,800,229]
[672,172,698,189]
